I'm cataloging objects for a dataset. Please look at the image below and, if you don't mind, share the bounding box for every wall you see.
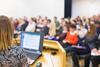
[72,0,100,17]
[0,0,64,18]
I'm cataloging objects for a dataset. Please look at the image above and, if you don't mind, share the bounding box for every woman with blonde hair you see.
[0,15,28,67]
[48,19,56,36]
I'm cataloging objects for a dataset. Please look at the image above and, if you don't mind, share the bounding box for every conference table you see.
[12,38,67,67]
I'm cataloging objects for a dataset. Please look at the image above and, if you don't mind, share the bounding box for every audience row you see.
[9,14,100,67]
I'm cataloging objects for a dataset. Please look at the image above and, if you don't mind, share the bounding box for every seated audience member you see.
[44,16,48,20]
[95,21,100,49]
[58,24,69,42]
[0,16,28,67]
[62,24,91,67]
[31,17,37,23]
[20,17,29,31]
[56,18,65,36]
[62,24,78,49]
[91,21,100,67]
[82,17,89,30]
[70,18,77,25]
[77,21,88,45]
[70,24,91,67]
[36,16,42,24]
[15,18,25,31]
[76,19,83,29]
[48,19,56,36]
[35,19,44,32]
[57,18,70,35]
[53,16,60,30]
[25,18,36,32]
[42,19,49,36]
[61,24,79,67]
[85,20,97,49]
[93,15,98,23]
[13,19,19,30]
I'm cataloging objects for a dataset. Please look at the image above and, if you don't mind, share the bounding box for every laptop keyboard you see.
[26,52,39,59]
[24,49,41,60]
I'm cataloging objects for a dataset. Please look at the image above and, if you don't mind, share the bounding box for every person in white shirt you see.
[76,19,88,39]
[25,18,36,32]
[77,26,87,39]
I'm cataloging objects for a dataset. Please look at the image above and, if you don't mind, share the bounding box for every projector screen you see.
[0,0,64,18]
[72,0,100,17]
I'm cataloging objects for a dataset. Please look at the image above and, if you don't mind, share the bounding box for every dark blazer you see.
[20,20,28,31]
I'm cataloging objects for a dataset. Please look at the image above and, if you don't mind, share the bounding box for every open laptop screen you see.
[21,32,42,51]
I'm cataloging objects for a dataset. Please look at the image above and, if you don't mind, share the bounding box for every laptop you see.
[20,32,44,62]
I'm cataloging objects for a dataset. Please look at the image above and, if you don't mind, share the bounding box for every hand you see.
[92,48,97,53]
[66,40,70,43]
[63,40,66,43]
[56,36,59,39]
[97,50,100,54]
[44,35,49,38]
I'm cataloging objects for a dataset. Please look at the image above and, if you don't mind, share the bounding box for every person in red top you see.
[64,31,78,45]
[61,24,79,67]
[62,24,91,67]
[62,24,78,47]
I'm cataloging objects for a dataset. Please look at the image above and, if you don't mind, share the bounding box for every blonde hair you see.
[0,16,13,51]
[49,20,56,36]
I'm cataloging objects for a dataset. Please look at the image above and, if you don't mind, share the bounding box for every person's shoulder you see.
[9,46,25,55]
[0,46,28,67]
[10,46,23,50]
